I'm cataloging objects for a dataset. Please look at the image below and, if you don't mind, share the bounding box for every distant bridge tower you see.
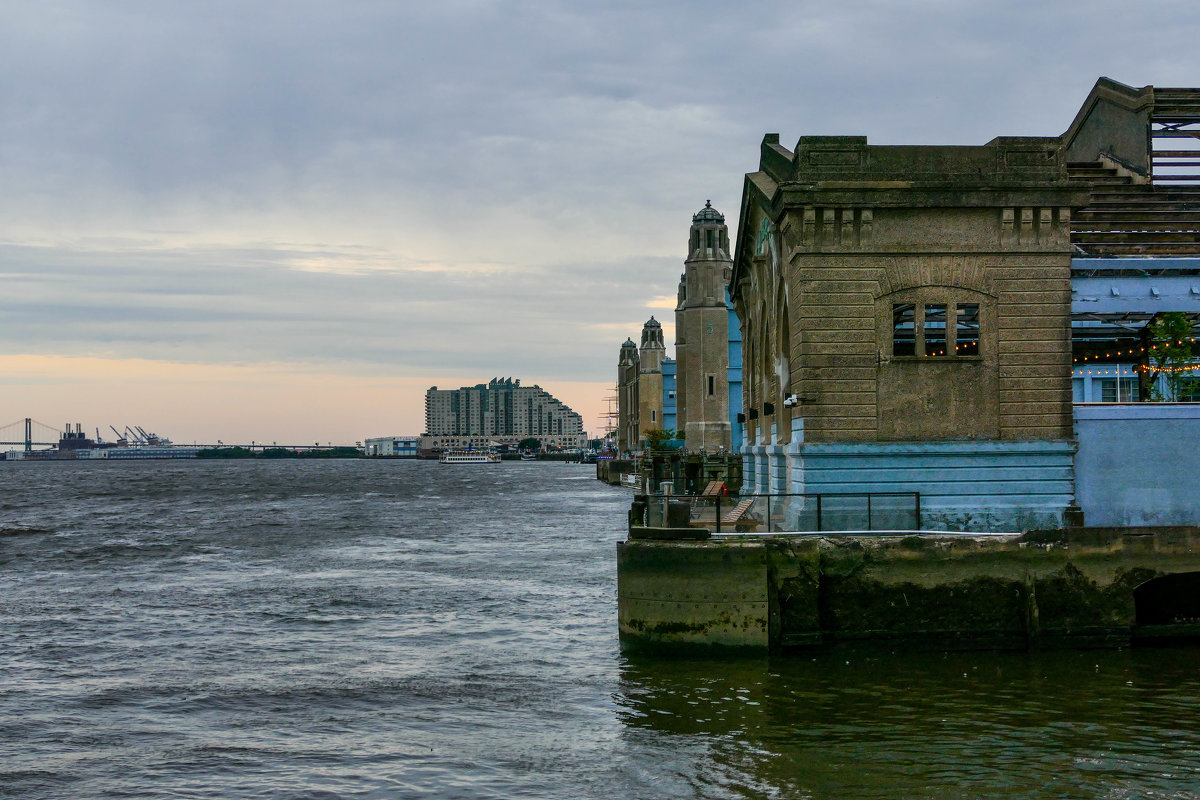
[24,418,31,452]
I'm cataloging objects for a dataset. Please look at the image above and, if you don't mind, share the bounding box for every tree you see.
[1147,312,1196,401]
[517,437,541,451]
[644,428,675,449]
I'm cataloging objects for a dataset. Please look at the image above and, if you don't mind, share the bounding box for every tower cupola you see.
[640,316,664,349]
[688,200,729,260]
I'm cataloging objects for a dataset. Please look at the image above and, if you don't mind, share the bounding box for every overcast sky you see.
[2,0,1198,445]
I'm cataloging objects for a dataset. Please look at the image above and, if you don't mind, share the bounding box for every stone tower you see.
[616,338,639,454]
[675,201,732,450]
[637,317,666,440]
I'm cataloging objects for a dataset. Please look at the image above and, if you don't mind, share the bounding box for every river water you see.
[3,459,1200,799]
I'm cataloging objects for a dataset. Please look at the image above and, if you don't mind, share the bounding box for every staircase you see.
[1068,161,1200,257]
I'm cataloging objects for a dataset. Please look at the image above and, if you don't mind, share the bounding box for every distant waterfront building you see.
[424,378,586,450]
[637,317,667,436]
[363,436,419,457]
[616,318,675,453]
[615,202,744,454]
[617,338,640,454]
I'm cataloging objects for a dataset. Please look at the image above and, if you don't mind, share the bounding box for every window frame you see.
[888,295,987,360]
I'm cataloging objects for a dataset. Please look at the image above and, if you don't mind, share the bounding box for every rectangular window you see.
[924,304,947,357]
[651,409,656,422]
[706,230,713,249]
[892,303,916,357]
[955,303,980,356]
[708,375,715,396]
[1099,377,1140,402]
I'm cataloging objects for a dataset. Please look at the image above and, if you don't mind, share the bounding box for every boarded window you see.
[924,304,947,357]
[956,303,980,356]
[892,303,916,356]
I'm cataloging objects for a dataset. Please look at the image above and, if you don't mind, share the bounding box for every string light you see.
[1074,338,1198,364]
[1138,363,1200,374]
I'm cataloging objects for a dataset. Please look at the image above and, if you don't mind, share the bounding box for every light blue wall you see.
[662,358,677,433]
[797,441,1075,532]
[1075,404,1200,526]
[727,289,744,451]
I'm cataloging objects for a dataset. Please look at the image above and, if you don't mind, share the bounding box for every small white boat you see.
[439,450,501,464]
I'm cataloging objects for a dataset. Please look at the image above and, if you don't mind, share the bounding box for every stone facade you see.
[616,318,671,454]
[616,338,639,454]
[637,317,666,437]
[732,134,1090,530]
[676,201,734,450]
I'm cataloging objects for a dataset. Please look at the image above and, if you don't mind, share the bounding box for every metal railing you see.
[677,491,922,534]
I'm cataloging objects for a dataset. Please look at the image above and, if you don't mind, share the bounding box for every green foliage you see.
[518,437,541,451]
[1147,312,1196,401]
[195,446,362,459]
[674,430,685,440]
[196,447,254,459]
[299,447,362,458]
[644,428,675,449]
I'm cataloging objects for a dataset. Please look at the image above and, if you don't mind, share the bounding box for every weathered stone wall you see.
[617,538,770,650]
[618,528,1200,653]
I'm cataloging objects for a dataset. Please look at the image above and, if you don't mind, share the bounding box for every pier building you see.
[616,76,1200,655]
[729,77,1200,532]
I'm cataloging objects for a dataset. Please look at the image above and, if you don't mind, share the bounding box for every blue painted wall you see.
[662,357,677,433]
[727,288,744,451]
[1075,404,1200,526]
[797,440,1075,532]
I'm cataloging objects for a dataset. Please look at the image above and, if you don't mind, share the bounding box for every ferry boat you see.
[439,450,501,464]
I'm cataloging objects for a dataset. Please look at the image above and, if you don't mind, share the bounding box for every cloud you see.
[2,0,1198,440]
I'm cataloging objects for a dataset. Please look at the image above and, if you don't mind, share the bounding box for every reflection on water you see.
[617,647,1200,798]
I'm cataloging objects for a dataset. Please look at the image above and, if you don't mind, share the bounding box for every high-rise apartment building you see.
[424,378,586,449]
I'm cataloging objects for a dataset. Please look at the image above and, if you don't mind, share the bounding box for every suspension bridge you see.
[1,418,355,455]
[0,418,65,451]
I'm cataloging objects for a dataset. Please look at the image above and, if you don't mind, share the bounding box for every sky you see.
[2,0,1199,446]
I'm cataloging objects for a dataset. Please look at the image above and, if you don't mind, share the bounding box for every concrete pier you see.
[617,527,1200,653]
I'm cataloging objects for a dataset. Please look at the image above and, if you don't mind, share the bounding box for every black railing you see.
[678,491,922,533]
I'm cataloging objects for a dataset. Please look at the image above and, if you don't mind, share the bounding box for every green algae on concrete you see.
[617,527,1200,653]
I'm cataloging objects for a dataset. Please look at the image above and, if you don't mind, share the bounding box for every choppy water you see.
[3,460,1200,799]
